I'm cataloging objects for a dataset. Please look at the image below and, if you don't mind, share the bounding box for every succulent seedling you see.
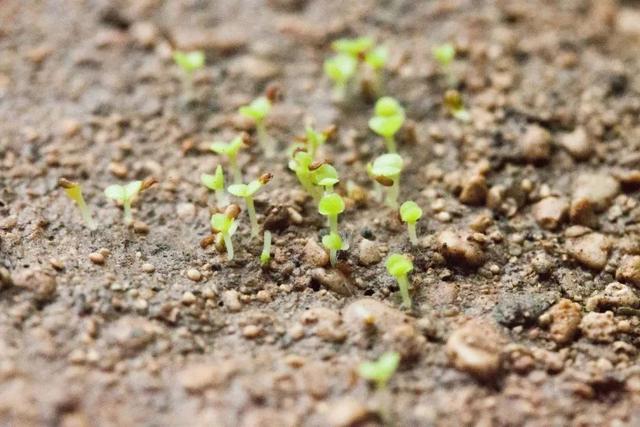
[211,204,240,260]
[210,136,245,184]
[260,230,272,266]
[239,97,274,158]
[201,165,228,207]
[58,178,97,230]
[289,150,319,200]
[368,97,405,153]
[324,54,357,102]
[313,163,340,194]
[322,232,347,267]
[386,253,414,308]
[318,193,345,235]
[444,89,470,122]
[104,177,157,225]
[173,50,205,76]
[432,43,456,86]
[358,351,400,390]
[228,173,272,237]
[399,201,423,245]
[368,153,404,209]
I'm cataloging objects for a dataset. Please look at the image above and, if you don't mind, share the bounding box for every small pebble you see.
[580,311,617,343]
[89,252,105,265]
[222,290,242,312]
[437,229,485,267]
[585,282,639,311]
[573,173,620,212]
[357,238,382,266]
[539,299,582,344]
[616,255,640,288]
[521,124,551,163]
[303,238,329,267]
[532,197,568,230]
[177,203,196,220]
[133,221,150,234]
[109,162,128,178]
[559,127,593,160]
[142,263,155,273]
[567,232,610,271]
[181,291,196,305]
[186,269,202,282]
[242,324,261,338]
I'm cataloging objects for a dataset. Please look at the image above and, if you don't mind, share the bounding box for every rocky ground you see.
[2,0,640,426]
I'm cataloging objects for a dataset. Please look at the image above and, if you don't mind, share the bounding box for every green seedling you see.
[228,173,272,237]
[322,232,347,267]
[289,150,320,200]
[358,351,400,390]
[173,50,205,76]
[330,37,388,99]
[239,97,274,158]
[324,54,358,101]
[211,204,240,260]
[318,193,345,235]
[400,201,423,245]
[432,43,456,86]
[201,165,228,207]
[104,177,157,225]
[368,154,403,209]
[332,37,374,57]
[58,178,97,230]
[313,163,340,194]
[210,136,245,184]
[368,97,405,153]
[304,126,329,159]
[444,89,470,122]
[260,230,272,266]
[386,253,414,308]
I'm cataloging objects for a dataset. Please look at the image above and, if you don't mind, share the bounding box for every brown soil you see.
[2,1,640,426]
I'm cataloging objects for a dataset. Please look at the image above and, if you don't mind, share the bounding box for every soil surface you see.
[2,0,640,426]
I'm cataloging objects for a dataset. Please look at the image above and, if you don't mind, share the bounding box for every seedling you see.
[211,204,240,260]
[432,43,456,86]
[210,136,245,184]
[313,163,339,194]
[400,201,423,245]
[104,177,157,225]
[173,50,205,76]
[239,97,274,158]
[289,150,320,200]
[304,126,328,159]
[386,253,414,308]
[324,54,357,101]
[368,154,403,209]
[260,230,272,266]
[322,232,347,267]
[201,165,228,207]
[368,97,405,153]
[58,178,97,230]
[332,37,374,57]
[444,89,470,122]
[358,351,400,390]
[318,193,345,235]
[228,173,272,237]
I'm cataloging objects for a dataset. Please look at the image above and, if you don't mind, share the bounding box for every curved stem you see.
[397,276,411,308]
[222,232,234,260]
[384,136,396,153]
[245,197,258,237]
[260,231,272,265]
[77,197,97,230]
[408,222,418,245]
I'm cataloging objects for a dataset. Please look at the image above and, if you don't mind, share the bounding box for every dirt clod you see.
[446,320,505,380]
[437,229,485,267]
[539,299,582,344]
[567,232,610,271]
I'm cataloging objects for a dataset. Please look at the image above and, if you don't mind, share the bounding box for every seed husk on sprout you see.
[58,178,97,230]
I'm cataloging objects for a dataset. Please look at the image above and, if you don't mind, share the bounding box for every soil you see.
[2,0,640,426]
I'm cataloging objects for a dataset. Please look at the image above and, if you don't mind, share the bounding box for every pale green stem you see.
[384,178,399,209]
[408,222,418,246]
[230,156,242,184]
[397,275,411,308]
[257,121,275,158]
[332,82,347,103]
[222,232,234,260]
[325,185,334,194]
[76,197,97,230]
[215,189,228,208]
[123,200,133,225]
[260,231,272,265]
[384,135,396,153]
[329,249,337,267]
[245,196,258,237]
[329,215,338,235]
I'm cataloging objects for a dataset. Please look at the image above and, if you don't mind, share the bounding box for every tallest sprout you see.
[58,178,96,230]
[318,193,345,235]
[239,97,274,158]
[400,201,423,245]
[368,154,404,209]
[368,97,405,153]
[228,173,272,237]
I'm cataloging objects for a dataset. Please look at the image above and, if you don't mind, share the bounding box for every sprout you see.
[318,193,345,235]
[58,178,97,230]
[305,126,327,159]
[228,173,272,237]
[289,150,320,200]
[201,165,228,208]
[399,201,423,245]
[313,163,339,194]
[358,351,400,390]
[332,37,374,57]
[173,50,205,75]
[432,43,455,68]
[211,204,240,260]
[104,177,157,225]
[239,97,274,158]
[368,154,403,209]
[260,230,272,266]
[324,54,357,101]
[322,232,347,267]
[368,97,405,153]
[386,253,414,308]
[210,136,245,184]
[444,89,471,122]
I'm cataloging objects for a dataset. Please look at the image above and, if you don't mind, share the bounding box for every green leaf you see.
[324,54,357,84]
[210,137,243,157]
[246,180,262,195]
[371,154,403,177]
[104,185,125,201]
[318,193,345,216]
[400,201,422,223]
[365,46,388,70]
[201,166,224,191]
[332,37,374,57]
[210,213,233,234]
[322,232,343,251]
[124,181,143,199]
[239,97,271,121]
[386,253,413,278]
[173,50,205,73]
[228,183,249,198]
[368,115,404,138]
[358,352,400,387]
[374,97,402,117]
[432,43,455,67]
[313,164,339,187]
